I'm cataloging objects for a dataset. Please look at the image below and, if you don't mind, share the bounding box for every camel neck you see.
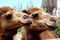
[26,30,45,40]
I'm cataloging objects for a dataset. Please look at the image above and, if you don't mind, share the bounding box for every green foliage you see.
[55,28,60,37]
[55,19,60,37]
[56,19,60,27]
[18,27,25,34]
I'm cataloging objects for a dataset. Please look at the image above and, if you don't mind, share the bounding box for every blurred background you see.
[1,0,60,38]
[0,0,57,15]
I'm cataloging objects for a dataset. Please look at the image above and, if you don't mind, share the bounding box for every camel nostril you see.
[32,13,38,18]
[23,15,29,19]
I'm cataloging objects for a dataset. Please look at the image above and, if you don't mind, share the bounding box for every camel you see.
[0,7,32,40]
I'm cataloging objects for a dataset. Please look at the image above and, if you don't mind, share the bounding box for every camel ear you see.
[0,7,13,16]
[22,10,28,14]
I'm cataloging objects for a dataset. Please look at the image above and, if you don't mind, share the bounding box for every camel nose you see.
[24,20,32,25]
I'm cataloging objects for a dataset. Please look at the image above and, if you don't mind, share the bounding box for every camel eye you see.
[23,15,29,19]
[3,10,7,13]
[32,13,38,18]
[5,14,12,20]
[22,10,28,13]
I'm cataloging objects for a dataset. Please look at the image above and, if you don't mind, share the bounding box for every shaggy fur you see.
[0,7,32,40]
[22,8,58,40]
[22,7,40,15]
[0,7,13,15]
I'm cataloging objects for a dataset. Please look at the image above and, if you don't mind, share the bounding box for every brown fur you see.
[0,7,14,40]
[0,7,32,40]
[40,30,58,40]
[22,8,58,40]
[22,7,40,15]
[0,7,13,15]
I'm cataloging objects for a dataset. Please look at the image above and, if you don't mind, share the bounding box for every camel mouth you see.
[18,20,32,26]
[47,25,57,30]
[24,22,32,27]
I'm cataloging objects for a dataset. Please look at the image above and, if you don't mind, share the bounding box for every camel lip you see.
[47,25,57,30]
[18,21,25,24]
[18,21,32,27]
[24,24,31,27]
